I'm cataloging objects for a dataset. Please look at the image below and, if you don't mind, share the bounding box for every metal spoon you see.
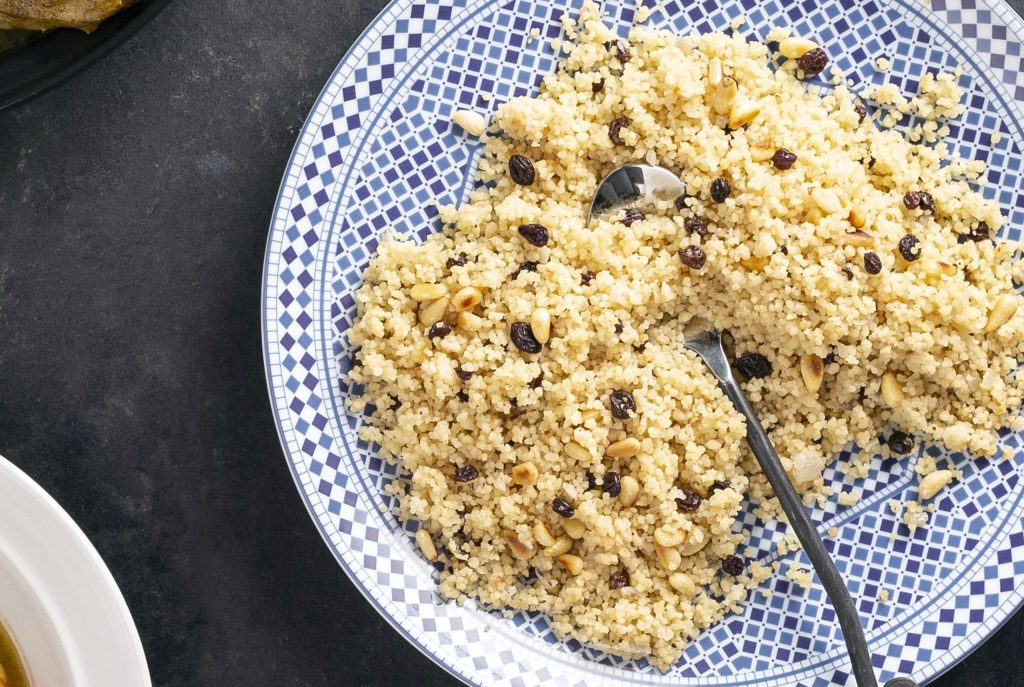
[591,165,918,687]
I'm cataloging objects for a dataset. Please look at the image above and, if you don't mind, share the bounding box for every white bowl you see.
[0,456,150,687]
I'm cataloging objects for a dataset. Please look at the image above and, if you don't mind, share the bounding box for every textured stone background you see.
[0,0,1021,684]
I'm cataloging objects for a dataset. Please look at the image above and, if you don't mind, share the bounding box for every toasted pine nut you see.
[533,520,557,547]
[416,528,438,561]
[619,475,640,507]
[985,294,1018,332]
[451,286,483,312]
[842,230,874,247]
[456,310,483,331]
[564,518,586,539]
[565,441,590,462]
[410,283,447,301]
[848,208,866,228]
[739,255,770,271]
[779,36,819,59]
[655,543,682,571]
[453,109,487,136]
[419,297,450,327]
[811,187,842,215]
[709,76,737,115]
[728,99,762,129]
[511,461,539,485]
[557,553,584,575]
[800,354,824,394]
[919,469,955,501]
[531,308,551,344]
[881,371,904,407]
[750,144,774,162]
[654,526,686,548]
[606,437,641,459]
[503,530,534,560]
[668,572,696,596]
[544,535,573,557]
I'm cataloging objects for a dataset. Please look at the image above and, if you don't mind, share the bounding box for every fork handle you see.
[718,377,887,687]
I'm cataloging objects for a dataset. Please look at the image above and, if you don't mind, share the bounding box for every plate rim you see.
[261,1,1024,684]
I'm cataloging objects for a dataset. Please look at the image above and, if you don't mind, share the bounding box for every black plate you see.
[0,0,171,111]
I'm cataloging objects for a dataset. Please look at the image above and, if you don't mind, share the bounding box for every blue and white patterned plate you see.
[262,1,1024,684]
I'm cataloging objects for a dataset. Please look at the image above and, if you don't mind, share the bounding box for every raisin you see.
[797,47,829,77]
[771,148,797,170]
[592,77,605,93]
[722,555,746,576]
[456,390,469,402]
[854,104,868,122]
[735,353,772,379]
[842,266,854,280]
[898,234,921,262]
[676,489,703,513]
[552,498,575,518]
[510,322,542,354]
[710,177,731,203]
[888,431,915,455]
[608,117,631,146]
[621,207,645,226]
[609,570,630,589]
[678,245,707,270]
[961,222,991,243]
[455,366,473,381]
[512,260,539,279]
[864,252,882,275]
[708,480,730,494]
[609,389,636,420]
[674,193,690,210]
[518,223,550,247]
[428,322,451,339]
[684,216,708,238]
[529,373,544,389]
[454,465,479,482]
[903,191,922,210]
[607,38,631,62]
[918,192,935,212]
[581,270,596,286]
[446,252,468,269]
[508,154,536,185]
[598,471,621,497]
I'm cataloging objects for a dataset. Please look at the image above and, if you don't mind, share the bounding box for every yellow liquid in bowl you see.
[0,623,29,687]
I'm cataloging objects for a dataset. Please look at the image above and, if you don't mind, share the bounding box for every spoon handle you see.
[717,377,881,687]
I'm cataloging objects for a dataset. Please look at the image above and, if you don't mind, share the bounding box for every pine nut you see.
[606,437,641,459]
[544,535,573,557]
[419,297,450,327]
[709,75,737,115]
[679,528,709,556]
[531,307,551,344]
[564,518,586,539]
[511,461,539,485]
[811,187,842,215]
[800,353,824,394]
[881,371,904,407]
[456,310,483,331]
[985,294,1018,332]
[728,99,762,129]
[848,208,866,228]
[533,520,557,547]
[451,286,483,312]
[669,572,696,596]
[654,526,686,548]
[416,528,438,561]
[619,475,640,507]
[565,441,590,462]
[655,543,682,571]
[557,553,584,575]
[919,469,955,501]
[503,530,534,560]
[410,283,447,301]
[842,229,874,247]
[779,36,819,59]
[707,56,723,86]
[739,255,770,271]
[453,109,487,136]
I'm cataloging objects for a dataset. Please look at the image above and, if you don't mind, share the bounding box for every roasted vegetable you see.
[0,0,136,32]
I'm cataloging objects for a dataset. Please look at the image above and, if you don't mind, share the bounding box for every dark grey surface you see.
[0,1,1022,685]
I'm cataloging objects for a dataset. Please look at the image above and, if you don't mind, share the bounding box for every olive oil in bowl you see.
[0,622,28,687]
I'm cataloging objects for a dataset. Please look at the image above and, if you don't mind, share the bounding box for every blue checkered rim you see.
[262,0,1024,684]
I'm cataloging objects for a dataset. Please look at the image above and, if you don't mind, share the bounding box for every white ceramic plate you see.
[0,456,150,687]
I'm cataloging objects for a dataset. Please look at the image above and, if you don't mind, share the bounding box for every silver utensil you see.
[591,165,918,687]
